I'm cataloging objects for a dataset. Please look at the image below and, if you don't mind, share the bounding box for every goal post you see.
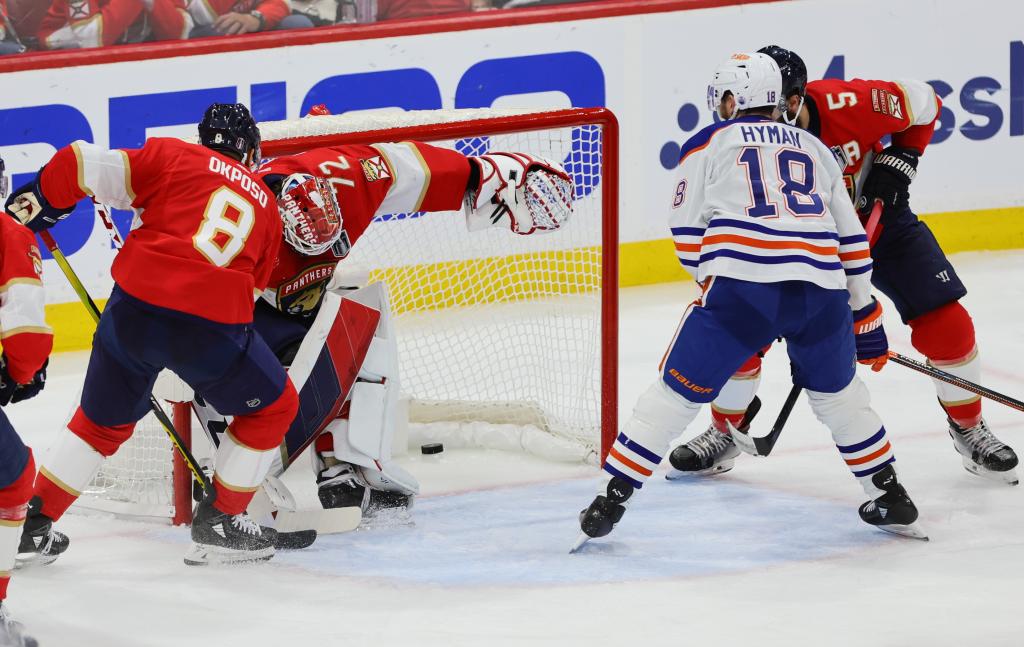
[74,106,619,524]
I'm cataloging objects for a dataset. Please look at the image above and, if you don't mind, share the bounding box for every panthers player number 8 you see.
[193,187,256,267]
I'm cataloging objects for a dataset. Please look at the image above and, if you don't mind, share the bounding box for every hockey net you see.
[74,107,618,524]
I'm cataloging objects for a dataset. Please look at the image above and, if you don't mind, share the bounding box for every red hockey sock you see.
[909,302,982,427]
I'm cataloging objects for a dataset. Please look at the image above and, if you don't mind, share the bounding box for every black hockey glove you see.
[4,170,75,233]
[0,356,15,406]
[857,146,918,217]
[11,360,47,404]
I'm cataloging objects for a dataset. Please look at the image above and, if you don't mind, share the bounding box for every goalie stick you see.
[730,201,885,457]
[40,228,326,548]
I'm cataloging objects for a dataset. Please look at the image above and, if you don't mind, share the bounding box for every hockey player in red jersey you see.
[191,124,575,519]
[669,46,1018,485]
[5,103,301,566]
[0,155,53,647]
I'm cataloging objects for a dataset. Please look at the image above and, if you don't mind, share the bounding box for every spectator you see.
[0,0,26,54]
[376,0,472,20]
[38,0,192,50]
[188,0,314,36]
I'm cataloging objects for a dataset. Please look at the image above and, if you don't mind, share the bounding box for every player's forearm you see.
[40,142,136,211]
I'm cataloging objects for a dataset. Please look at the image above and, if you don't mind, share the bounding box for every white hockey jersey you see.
[669,115,873,309]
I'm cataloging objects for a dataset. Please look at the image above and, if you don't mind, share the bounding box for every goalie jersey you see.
[258,142,472,316]
[670,115,872,309]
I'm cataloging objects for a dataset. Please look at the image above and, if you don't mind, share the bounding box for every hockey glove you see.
[857,146,918,218]
[853,299,888,372]
[4,171,75,233]
[465,153,574,235]
[11,360,47,404]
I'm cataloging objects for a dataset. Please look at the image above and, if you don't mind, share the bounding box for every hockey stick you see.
[888,351,1024,413]
[730,384,800,457]
[731,201,885,457]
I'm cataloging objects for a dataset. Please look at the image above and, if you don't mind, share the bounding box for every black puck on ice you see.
[421,443,444,455]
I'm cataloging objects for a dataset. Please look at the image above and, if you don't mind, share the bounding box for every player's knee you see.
[806,377,871,431]
[735,351,764,377]
[0,450,34,509]
[67,407,136,457]
[908,301,975,361]
[230,378,298,451]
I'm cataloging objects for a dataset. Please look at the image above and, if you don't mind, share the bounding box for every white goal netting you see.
[75,107,616,522]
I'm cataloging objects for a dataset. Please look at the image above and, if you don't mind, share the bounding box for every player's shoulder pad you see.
[678,119,736,166]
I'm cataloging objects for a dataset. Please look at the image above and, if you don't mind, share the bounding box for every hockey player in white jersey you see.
[574,53,926,549]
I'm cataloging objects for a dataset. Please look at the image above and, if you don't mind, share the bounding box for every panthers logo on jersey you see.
[276,262,337,316]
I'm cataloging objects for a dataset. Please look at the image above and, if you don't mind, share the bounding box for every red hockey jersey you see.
[257,141,472,315]
[805,78,941,199]
[0,217,52,384]
[38,0,191,49]
[40,138,281,325]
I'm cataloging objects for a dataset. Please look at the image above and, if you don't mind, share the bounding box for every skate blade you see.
[962,458,1020,486]
[569,533,591,554]
[183,542,275,566]
[665,460,735,480]
[875,521,929,541]
[13,551,59,569]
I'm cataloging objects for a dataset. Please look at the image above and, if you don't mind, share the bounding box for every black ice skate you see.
[317,461,410,516]
[570,476,634,553]
[184,495,277,566]
[0,602,38,647]
[16,497,69,568]
[666,425,740,479]
[948,418,1019,485]
[858,465,928,541]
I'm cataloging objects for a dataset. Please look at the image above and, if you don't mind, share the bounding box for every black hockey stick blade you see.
[275,529,317,550]
[731,386,800,457]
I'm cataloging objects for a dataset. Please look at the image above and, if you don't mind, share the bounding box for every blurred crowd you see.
[0,0,604,53]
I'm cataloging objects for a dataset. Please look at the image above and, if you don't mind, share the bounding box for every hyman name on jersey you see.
[739,124,803,149]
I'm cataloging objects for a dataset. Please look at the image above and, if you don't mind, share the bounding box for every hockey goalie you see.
[194,116,575,524]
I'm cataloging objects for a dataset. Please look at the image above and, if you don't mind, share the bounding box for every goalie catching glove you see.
[466,153,574,235]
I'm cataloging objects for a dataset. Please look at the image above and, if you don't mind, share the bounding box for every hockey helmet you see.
[198,103,262,168]
[277,173,343,256]
[757,45,808,125]
[706,52,783,118]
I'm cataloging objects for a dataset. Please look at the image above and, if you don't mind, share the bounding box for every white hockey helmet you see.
[706,52,783,118]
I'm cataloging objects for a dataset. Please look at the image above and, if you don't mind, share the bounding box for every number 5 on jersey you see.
[194,187,256,267]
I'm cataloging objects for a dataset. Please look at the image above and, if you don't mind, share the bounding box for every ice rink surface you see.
[7,251,1024,647]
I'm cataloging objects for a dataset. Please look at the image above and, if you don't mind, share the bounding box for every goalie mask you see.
[277,174,343,256]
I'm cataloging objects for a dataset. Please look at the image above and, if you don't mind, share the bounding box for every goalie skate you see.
[185,497,277,566]
[947,418,1019,485]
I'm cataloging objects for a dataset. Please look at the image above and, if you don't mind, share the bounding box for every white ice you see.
[7,251,1024,647]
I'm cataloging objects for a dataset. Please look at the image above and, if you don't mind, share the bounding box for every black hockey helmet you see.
[757,45,807,99]
[198,103,261,166]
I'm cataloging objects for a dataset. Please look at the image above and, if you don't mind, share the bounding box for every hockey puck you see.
[421,443,444,455]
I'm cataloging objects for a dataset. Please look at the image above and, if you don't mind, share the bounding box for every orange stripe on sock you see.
[608,446,653,477]
[844,442,892,466]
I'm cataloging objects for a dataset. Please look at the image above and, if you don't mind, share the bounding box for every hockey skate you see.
[947,418,1019,485]
[317,460,411,518]
[666,425,740,479]
[16,497,69,568]
[858,465,928,541]
[184,495,277,566]
[571,476,634,553]
[0,603,37,647]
